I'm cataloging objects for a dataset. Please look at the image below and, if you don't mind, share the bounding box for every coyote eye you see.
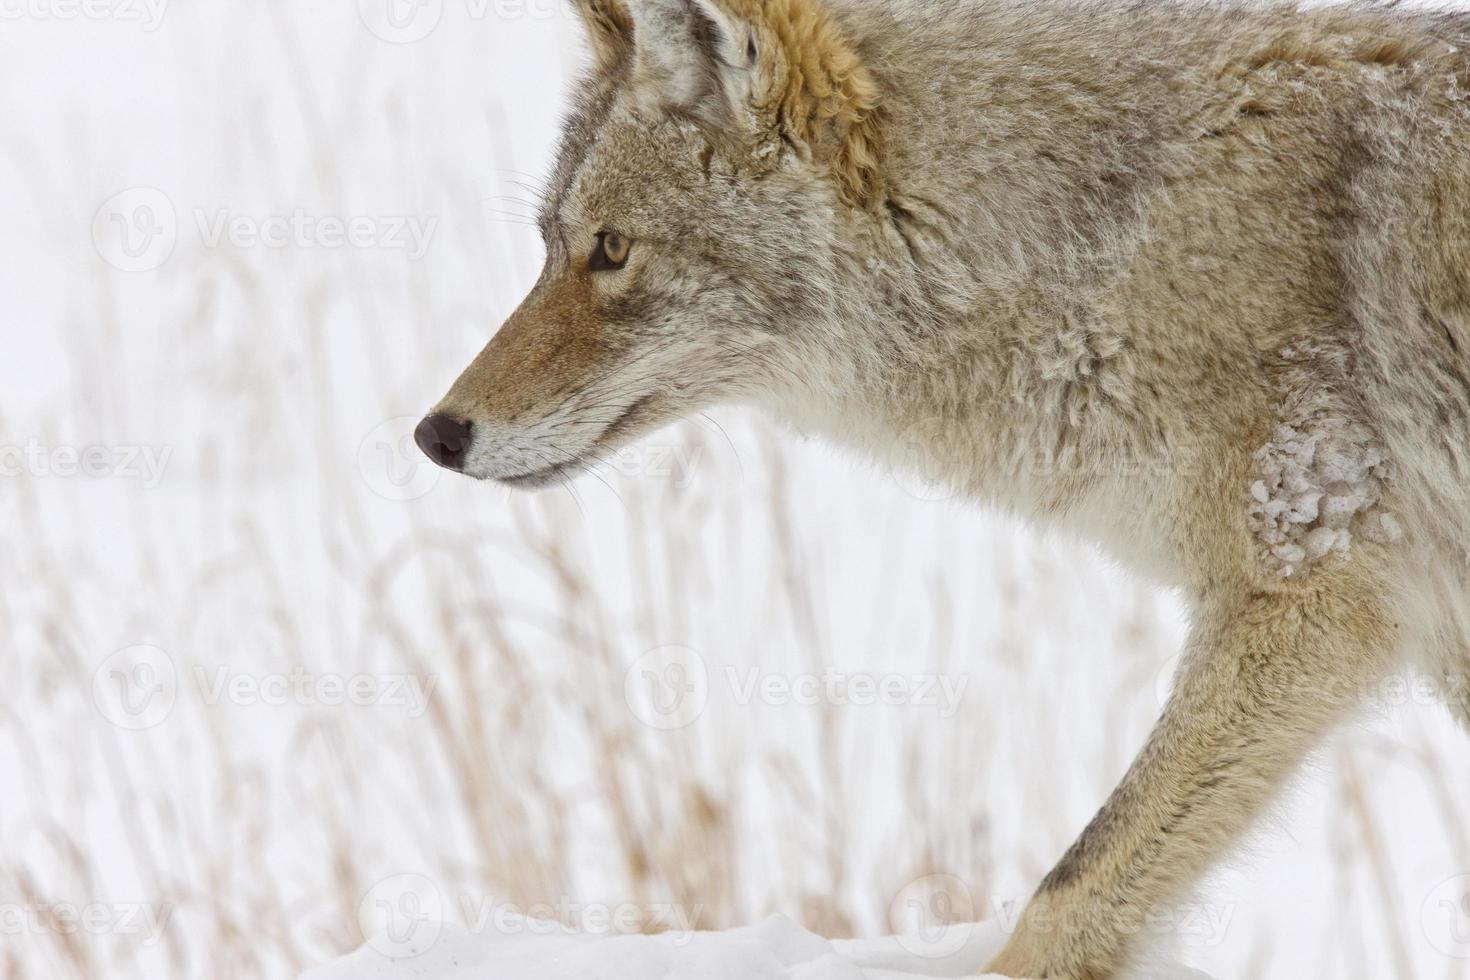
[590,231,632,271]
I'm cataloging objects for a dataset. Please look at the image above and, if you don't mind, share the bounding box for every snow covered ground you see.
[303,914,1217,980]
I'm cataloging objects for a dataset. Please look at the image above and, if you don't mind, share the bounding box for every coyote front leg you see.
[986,574,1398,979]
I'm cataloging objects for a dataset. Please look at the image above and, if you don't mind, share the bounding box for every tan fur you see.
[571,0,637,72]
[713,0,887,209]
[438,273,610,428]
[425,1,1470,974]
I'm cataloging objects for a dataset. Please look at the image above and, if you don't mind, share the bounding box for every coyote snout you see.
[416,264,666,487]
[417,0,1470,975]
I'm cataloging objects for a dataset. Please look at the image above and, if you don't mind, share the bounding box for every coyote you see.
[416,0,1470,974]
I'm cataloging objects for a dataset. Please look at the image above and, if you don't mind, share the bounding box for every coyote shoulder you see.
[415,1,1470,975]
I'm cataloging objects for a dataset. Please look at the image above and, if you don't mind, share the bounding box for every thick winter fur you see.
[427,0,1470,975]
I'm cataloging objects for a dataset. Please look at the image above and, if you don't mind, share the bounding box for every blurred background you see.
[2,2,1469,978]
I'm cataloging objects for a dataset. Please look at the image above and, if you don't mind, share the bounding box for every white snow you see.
[300,914,1219,980]
[1247,412,1398,577]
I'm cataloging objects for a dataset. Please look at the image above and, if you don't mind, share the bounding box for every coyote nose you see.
[414,414,471,471]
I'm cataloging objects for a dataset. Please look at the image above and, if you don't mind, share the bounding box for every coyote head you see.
[416,0,885,486]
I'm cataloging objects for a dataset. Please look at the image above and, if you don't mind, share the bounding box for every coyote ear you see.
[685,0,762,91]
[569,0,634,73]
[619,0,883,210]
[688,0,886,211]
[619,0,714,103]
[618,0,776,118]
